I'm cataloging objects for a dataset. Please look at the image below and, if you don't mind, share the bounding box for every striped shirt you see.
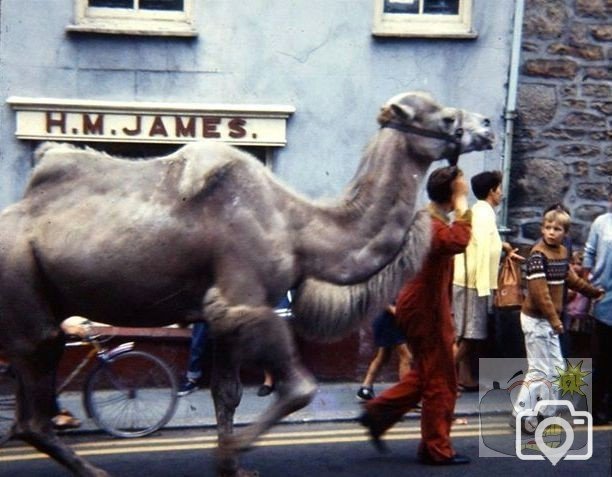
[521,240,602,328]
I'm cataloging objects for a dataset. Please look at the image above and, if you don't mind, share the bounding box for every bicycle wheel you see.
[84,350,178,438]
[0,365,16,446]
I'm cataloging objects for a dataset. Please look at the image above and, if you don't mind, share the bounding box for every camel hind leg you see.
[9,332,111,477]
[0,241,111,476]
[204,288,317,474]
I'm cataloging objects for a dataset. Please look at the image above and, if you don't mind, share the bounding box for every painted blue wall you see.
[0,0,516,208]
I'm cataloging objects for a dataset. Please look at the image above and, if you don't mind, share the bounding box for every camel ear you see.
[391,103,416,122]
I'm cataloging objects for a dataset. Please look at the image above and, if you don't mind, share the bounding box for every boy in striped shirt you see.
[513,207,604,433]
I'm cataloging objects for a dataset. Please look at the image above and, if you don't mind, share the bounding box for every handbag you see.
[494,256,523,308]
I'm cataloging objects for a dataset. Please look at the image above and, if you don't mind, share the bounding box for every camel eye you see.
[443,116,455,126]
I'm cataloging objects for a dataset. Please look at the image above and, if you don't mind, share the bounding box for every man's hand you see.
[502,242,525,261]
[553,323,564,335]
[452,174,469,214]
[593,288,606,302]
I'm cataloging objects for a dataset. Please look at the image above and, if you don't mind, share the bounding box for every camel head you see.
[377,91,495,165]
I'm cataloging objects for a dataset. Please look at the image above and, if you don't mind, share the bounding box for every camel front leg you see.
[204,288,317,463]
[225,363,317,454]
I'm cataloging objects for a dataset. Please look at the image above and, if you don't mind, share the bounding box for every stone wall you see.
[508,0,611,247]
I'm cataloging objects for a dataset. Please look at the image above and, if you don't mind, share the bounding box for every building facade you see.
[2,1,576,381]
[0,1,516,207]
[508,0,611,247]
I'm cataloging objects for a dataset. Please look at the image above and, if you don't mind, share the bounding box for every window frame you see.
[372,0,477,39]
[66,0,197,37]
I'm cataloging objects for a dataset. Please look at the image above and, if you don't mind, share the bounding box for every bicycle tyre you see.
[0,366,16,446]
[84,350,178,438]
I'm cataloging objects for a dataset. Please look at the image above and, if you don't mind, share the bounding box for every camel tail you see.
[291,209,431,342]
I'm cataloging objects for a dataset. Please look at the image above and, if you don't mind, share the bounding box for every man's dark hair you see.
[426,166,461,204]
[471,170,502,200]
[544,202,570,216]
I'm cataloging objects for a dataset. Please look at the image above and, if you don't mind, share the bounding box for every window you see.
[372,0,476,39]
[67,0,196,37]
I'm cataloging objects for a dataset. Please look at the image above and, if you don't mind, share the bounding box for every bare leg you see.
[262,370,273,387]
[361,348,391,388]
[455,339,478,388]
[396,343,413,380]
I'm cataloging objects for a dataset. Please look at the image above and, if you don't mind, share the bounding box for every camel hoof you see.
[81,464,112,477]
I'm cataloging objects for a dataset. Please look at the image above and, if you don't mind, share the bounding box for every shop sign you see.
[7,97,295,146]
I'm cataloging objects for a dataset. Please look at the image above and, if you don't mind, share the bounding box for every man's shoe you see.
[257,384,274,397]
[457,384,479,393]
[357,411,389,454]
[356,386,375,401]
[177,378,199,397]
[419,453,471,465]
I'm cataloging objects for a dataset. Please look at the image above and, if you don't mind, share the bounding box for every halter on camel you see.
[382,109,466,165]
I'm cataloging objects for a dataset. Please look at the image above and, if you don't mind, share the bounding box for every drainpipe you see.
[500,0,525,234]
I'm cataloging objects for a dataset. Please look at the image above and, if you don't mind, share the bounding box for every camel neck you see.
[296,131,430,285]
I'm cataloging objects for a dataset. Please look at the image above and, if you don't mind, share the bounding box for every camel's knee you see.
[203,287,230,325]
[202,289,288,346]
[202,288,262,335]
[212,379,243,412]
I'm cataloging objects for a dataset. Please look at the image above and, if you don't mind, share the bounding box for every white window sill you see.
[372,24,477,39]
[66,20,197,37]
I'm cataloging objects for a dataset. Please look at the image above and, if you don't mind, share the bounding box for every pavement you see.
[58,382,488,434]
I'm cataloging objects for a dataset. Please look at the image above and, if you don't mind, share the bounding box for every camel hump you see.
[27,142,108,192]
[33,141,91,168]
[29,142,85,189]
[174,142,266,201]
[28,141,267,202]
[34,141,68,164]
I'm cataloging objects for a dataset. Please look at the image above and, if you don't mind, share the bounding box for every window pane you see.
[140,0,184,10]
[384,0,419,14]
[89,0,134,7]
[423,0,459,15]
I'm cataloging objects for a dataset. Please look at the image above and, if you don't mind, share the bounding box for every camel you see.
[0,91,494,476]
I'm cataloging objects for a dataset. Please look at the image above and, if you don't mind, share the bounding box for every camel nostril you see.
[483,118,491,127]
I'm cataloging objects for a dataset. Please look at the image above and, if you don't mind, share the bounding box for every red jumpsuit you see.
[364,204,472,461]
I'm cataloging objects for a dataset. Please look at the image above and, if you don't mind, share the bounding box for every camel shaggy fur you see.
[0,91,494,476]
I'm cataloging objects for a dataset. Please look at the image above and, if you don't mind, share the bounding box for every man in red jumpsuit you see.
[360,165,472,465]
